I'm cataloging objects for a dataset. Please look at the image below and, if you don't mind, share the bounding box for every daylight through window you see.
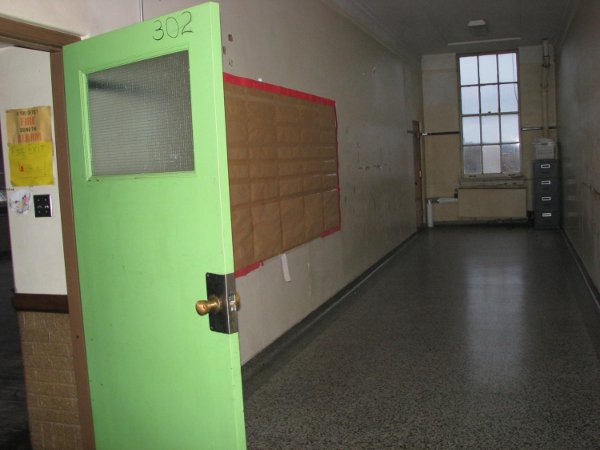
[459,51,520,176]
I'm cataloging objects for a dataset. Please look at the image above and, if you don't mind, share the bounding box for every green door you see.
[63,3,246,449]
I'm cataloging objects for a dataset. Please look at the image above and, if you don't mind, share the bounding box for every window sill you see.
[460,175,525,188]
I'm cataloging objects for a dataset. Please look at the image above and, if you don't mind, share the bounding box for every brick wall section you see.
[17,311,82,450]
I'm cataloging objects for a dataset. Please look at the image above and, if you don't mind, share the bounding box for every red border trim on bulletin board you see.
[234,261,264,278]
[224,73,341,278]
[224,73,336,107]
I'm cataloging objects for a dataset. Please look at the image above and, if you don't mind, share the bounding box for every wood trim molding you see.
[0,16,79,51]
[50,51,96,450]
[12,293,69,313]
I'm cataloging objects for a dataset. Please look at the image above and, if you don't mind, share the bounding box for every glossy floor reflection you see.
[243,226,600,449]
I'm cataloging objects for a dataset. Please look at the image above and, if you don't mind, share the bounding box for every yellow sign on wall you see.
[6,106,54,186]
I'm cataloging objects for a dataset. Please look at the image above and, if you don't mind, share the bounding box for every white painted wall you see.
[557,0,600,290]
[0,47,67,294]
[0,0,422,362]
[212,0,422,362]
[0,0,135,37]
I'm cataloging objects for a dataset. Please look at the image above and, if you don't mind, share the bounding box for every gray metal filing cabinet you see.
[533,159,560,229]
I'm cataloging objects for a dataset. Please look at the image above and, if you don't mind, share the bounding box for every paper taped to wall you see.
[281,253,291,282]
[9,189,32,214]
[6,106,54,186]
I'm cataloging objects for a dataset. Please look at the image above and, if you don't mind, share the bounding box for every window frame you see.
[457,50,523,181]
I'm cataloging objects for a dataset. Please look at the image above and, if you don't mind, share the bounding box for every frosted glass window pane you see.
[480,85,499,114]
[478,54,498,84]
[463,146,482,175]
[501,144,520,173]
[462,117,481,144]
[87,51,194,176]
[460,56,478,85]
[498,53,518,82]
[501,114,520,142]
[500,84,519,112]
[482,145,501,173]
[481,115,500,143]
[461,86,479,114]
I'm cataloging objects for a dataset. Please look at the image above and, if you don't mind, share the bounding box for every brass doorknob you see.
[195,295,222,316]
[234,292,241,311]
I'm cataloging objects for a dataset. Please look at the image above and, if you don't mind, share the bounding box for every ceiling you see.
[323,0,579,58]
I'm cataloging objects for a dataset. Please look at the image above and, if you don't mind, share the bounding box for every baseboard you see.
[242,231,419,390]
[433,219,530,226]
[12,293,69,313]
[562,229,600,359]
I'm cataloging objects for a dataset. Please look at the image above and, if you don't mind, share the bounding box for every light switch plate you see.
[33,194,52,218]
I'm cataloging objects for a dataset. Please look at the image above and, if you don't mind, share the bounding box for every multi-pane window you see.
[459,52,520,176]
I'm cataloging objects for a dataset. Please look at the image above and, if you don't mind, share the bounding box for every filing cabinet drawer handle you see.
[542,196,552,201]
[541,180,552,185]
[540,164,551,169]
[542,213,553,218]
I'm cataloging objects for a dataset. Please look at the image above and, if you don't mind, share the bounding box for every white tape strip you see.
[281,253,291,282]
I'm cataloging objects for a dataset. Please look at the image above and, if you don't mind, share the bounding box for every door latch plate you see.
[205,272,239,334]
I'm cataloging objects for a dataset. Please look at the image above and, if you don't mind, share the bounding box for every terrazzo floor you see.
[243,226,600,449]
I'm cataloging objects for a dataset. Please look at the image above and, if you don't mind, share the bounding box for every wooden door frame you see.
[0,16,95,449]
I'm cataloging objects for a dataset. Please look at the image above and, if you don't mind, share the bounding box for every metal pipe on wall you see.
[541,39,551,138]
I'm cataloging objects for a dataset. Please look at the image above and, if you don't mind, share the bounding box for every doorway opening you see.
[0,17,93,449]
[0,121,27,447]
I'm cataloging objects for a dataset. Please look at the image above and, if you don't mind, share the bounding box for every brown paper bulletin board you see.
[224,74,340,275]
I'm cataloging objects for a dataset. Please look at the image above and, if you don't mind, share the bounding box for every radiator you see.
[458,188,527,219]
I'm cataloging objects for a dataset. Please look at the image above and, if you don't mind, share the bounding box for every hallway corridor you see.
[243,226,600,449]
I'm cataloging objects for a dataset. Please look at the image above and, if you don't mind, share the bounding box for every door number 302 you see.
[152,11,192,41]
